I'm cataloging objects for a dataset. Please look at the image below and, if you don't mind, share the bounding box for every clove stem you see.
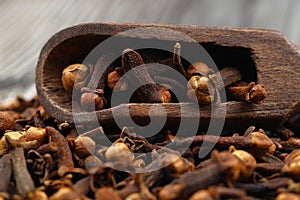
[234,177,291,196]
[122,49,171,103]
[73,176,91,196]
[173,43,181,65]
[159,151,242,200]
[226,82,267,103]
[5,135,35,197]
[81,55,113,111]
[156,128,275,155]
[0,155,12,193]
[46,127,86,177]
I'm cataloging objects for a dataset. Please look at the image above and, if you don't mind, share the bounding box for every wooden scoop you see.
[36,22,300,130]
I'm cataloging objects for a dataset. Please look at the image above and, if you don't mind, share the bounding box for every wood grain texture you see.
[36,22,300,130]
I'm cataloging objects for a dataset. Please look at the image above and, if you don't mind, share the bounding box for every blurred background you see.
[1,0,300,103]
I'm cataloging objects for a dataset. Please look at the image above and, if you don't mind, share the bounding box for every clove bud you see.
[0,111,15,135]
[281,150,300,181]
[61,64,89,92]
[227,82,267,103]
[122,49,172,103]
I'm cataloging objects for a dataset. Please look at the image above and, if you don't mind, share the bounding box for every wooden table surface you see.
[1,0,300,103]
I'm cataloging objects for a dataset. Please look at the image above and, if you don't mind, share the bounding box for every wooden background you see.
[1,0,300,103]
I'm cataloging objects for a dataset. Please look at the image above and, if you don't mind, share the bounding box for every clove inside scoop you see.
[121,49,171,103]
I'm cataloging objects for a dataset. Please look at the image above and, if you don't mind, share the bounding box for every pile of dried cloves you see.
[61,43,267,111]
[0,96,300,200]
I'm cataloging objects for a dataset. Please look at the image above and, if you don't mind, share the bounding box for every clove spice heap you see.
[0,96,299,199]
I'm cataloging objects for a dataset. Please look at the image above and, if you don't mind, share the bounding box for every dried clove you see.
[158,150,246,200]
[23,126,48,147]
[187,62,214,80]
[122,49,171,103]
[234,177,292,197]
[61,63,89,92]
[105,141,134,169]
[169,42,186,77]
[0,131,38,156]
[163,153,194,176]
[187,75,217,104]
[279,137,300,152]
[227,82,267,103]
[0,111,15,135]
[230,146,257,179]
[81,56,110,111]
[276,192,300,200]
[118,174,155,200]
[73,176,91,197]
[68,136,96,159]
[107,67,128,91]
[46,127,86,177]
[277,127,295,139]
[0,131,23,156]
[209,186,247,199]
[49,186,86,200]
[0,94,300,199]
[255,163,284,175]
[157,126,276,157]
[189,186,248,200]
[5,135,35,197]
[0,155,12,193]
[189,189,218,200]
[84,155,117,191]
[95,187,122,200]
[281,149,300,181]
[106,53,188,94]
[187,66,242,104]
[36,142,58,155]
